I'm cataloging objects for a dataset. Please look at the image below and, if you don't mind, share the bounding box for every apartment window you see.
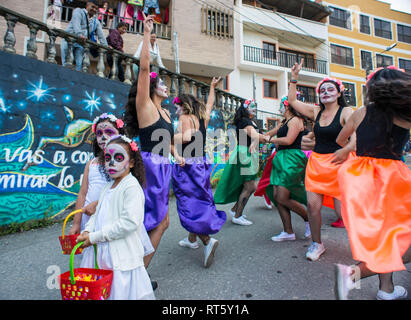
[342,82,356,106]
[359,15,370,34]
[201,5,233,38]
[223,76,229,91]
[397,24,411,44]
[376,54,393,68]
[360,50,373,70]
[263,80,278,99]
[399,58,411,73]
[329,6,351,29]
[374,18,392,39]
[279,48,315,70]
[297,85,316,104]
[266,118,280,130]
[263,42,276,60]
[331,44,354,67]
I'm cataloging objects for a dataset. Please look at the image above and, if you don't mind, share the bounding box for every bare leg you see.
[234,180,257,218]
[275,186,308,221]
[333,198,342,220]
[198,234,211,245]
[188,232,197,243]
[307,191,324,244]
[144,212,169,268]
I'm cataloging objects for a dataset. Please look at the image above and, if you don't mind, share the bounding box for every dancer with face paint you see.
[77,135,155,300]
[123,14,179,271]
[214,99,270,226]
[265,96,311,242]
[334,67,411,300]
[171,77,227,268]
[288,59,355,261]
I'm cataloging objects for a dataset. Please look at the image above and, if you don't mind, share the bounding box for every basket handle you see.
[61,209,83,239]
[69,241,99,285]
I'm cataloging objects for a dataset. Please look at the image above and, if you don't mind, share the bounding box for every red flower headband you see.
[316,77,344,94]
[366,65,405,86]
[150,72,158,82]
[92,113,124,133]
[173,96,182,105]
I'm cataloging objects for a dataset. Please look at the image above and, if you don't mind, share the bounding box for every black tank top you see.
[356,106,409,160]
[236,117,258,147]
[313,106,343,154]
[139,108,174,157]
[277,117,304,151]
[180,117,207,158]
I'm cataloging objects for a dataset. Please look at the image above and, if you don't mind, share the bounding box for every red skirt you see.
[338,156,411,273]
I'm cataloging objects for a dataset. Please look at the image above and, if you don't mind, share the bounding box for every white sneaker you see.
[263,197,273,209]
[229,210,246,218]
[232,215,253,226]
[306,242,326,261]
[376,286,408,300]
[334,264,355,300]
[271,231,296,242]
[178,237,199,249]
[204,238,219,268]
[304,222,311,239]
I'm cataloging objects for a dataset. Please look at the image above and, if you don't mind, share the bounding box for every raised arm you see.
[205,77,222,127]
[288,59,316,120]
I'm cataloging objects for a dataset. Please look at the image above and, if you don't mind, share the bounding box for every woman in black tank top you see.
[288,59,355,262]
[264,96,311,242]
[171,77,226,268]
[334,67,411,300]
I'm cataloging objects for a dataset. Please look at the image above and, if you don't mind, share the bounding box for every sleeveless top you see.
[356,106,409,160]
[236,117,259,148]
[139,108,174,157]
[179,117,207,158]
[313,106,343,154]
[277,117,304,151]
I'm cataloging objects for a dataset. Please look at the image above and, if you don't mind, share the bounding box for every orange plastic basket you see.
[59,242,113,300]
[59,209,83,255]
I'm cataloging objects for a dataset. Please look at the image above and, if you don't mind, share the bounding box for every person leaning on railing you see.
[106,22,127,82]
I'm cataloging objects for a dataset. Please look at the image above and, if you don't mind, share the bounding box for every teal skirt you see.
[214,145,259,204]
[265,148,308,206]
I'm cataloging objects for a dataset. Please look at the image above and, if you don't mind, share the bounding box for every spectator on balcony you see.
[106,22,127,82]
[133,32,165,79]
[60,0,107,71]
[98,1,109,27]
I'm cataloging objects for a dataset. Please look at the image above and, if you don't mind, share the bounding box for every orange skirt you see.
[338,156,411,273]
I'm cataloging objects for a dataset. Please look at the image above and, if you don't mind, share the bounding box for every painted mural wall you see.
[0,51,248,226]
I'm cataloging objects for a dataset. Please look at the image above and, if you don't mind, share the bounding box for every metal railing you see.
[53,5,171,40]
[243,45,327,74]
[0,5,246,115]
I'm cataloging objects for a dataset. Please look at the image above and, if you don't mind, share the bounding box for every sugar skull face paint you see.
[96,121,119,150]
[104,143,130,179]
[319,82,340,104]
[155,78,168,98]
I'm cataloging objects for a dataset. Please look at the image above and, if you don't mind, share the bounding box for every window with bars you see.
[360,15,370,34]
[329,7,351,29]
[331,44,354,67]
[201,5,233,38]
[374,18,392,39]
[263,42,276,60]
[297,85,316,104]
[376,54,393,68]
[399,58,411,74]
[360,50,373,70]
[263,80,278,99]
[397,24,411,44]
[342,82,356,107]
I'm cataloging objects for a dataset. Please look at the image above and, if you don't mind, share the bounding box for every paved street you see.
[0,175,410,300]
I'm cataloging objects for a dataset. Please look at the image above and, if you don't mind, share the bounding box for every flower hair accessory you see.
[316,77,345,94]
[366,65,405,86]
[150,72,158,82]
[92,113,124,133]
[107,135,139,152]
[173,97,182,105]
[243,99,256,109]
[280,96,289,107]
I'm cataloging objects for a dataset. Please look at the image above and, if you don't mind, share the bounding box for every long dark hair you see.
[365,68,411,156]
[318,80,347,110]
[123,74,161,138]
[102,137,146,187]
[175,94,206,120]
[233,103,251,127]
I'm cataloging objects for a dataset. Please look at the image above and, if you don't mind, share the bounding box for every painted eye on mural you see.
[114,153,125,162]
[104,154,112,162]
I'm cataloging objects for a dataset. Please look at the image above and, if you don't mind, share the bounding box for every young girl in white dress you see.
[77,135,155,300]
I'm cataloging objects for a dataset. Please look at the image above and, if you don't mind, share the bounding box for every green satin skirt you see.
[265,148,308,206]
[214,145,259,204]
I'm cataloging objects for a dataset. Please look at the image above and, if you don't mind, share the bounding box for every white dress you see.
[81,188,155,300]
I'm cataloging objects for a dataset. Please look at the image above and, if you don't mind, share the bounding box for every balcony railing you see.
[51,5,171,40]
[243,45,327,74]
[0,5,246,115]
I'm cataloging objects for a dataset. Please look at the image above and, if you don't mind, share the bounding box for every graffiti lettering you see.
[4,147,45,164]
[53,150,68,165]
[57,166,74,189]
[71,150,93,164]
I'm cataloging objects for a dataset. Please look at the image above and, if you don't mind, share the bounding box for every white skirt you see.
[80,242,155,300]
